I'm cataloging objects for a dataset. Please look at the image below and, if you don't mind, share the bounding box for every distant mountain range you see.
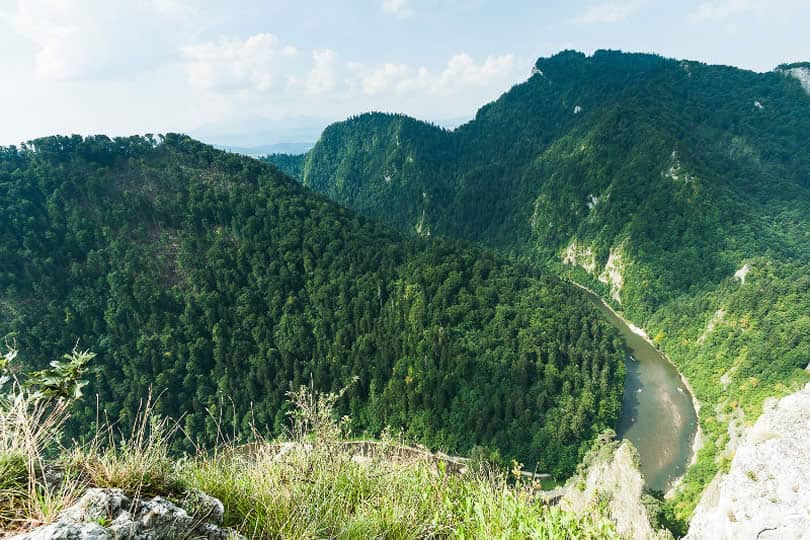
[188,115,332,149]
[191,114,472,158]
[215,142,314,157]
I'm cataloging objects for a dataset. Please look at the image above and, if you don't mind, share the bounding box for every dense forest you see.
[265,49,810,518]
[0,134,626,477]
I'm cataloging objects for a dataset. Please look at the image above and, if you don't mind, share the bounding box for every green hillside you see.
[265,49,810,517]
[0,134,625,477]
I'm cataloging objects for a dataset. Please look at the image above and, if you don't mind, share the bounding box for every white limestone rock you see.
[734,263,751,284]
[686,383,810,539]
[562,241,597,274]
[561,441,671,540]
[598,246,625,304]
[8,488,243,540]
[780,66,810,95]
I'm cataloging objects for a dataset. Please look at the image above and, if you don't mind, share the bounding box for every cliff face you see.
[686,383,810,539]
[779,66,810,95]
[561,440,672,540]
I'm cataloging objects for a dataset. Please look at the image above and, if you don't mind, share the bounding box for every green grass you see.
[182,441,617,539]
[0,375,86,531]
[177,382,619,538]
[0,369,619,539]
[65,393,186,499]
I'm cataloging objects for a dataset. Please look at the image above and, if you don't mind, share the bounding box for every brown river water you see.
[581,288,698,492]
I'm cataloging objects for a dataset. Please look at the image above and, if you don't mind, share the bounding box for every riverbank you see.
[568,279,703,493]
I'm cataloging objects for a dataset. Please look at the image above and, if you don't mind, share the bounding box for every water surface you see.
[582,289,698,492]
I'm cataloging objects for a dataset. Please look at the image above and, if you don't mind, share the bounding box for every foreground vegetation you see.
[0,348,618,539]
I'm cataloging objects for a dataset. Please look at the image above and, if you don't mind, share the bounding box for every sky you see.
[1,0,809,146]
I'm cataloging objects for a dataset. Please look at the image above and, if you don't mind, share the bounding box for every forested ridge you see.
[0,134,625,477]
[265,49,810,518]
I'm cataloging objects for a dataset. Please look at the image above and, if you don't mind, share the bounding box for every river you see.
[580,287,698,492]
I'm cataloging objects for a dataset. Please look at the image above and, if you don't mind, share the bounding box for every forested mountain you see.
[0,134,626,476]
[265,49,810,517]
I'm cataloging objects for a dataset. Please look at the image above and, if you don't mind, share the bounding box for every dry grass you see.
[1,355,619,539]
[65,391,184,500]
[180,383,619,539]
[0,348,86,531]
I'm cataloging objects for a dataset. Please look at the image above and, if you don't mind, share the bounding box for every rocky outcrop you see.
[598,246,625,304]
[686,383,810,539]
[779,66,810,95]
[734,263,751,284]
[562,241,597,274]
[8,488,243,540]
[561,439,671,540]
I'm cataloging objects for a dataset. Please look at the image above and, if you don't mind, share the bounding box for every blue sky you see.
[1,0,809,146]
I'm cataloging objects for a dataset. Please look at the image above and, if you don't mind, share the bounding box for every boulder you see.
[8,488,243,540]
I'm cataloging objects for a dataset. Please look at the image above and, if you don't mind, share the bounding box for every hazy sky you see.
[1,0,809,146]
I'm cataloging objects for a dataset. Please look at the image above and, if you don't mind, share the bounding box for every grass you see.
[181,427,618,539]
[0,350,619,539]
[0,375,86,531]
[65,391,185,499]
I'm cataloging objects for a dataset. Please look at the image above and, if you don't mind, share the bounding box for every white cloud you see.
[689,0,760,21]
[433,54,514,94]
[382,0,414,18]
[8,0,189,80]
[281,45,299,57]
[357,53,514,96]
[305,49,338,95]
[181,34,281,92]
[362,63,411,94]
[572,1,642,24]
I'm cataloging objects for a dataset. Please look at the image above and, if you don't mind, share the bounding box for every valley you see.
[0,134,626,478]
[3,47,810,538]
[3,0,810,535]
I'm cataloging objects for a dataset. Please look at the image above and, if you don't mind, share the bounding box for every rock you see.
[561,440,672,540]
[597,245,625,304]
[60,488,131,524]
[734,263,751,284]
[8,488,244,540]
[779,66,810,95]
[179,488,225,525]
[10,522,110,540]
[686,383,810,539]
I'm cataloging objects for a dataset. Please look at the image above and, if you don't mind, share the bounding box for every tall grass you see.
[66,390,184,499]
[0,347,86,530]
[1,354,619,539]
[181,383,619,539]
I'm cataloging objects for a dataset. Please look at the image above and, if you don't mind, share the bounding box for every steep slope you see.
[686,383,810,539]
[0,134,625,476]
[265,49,810,517]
